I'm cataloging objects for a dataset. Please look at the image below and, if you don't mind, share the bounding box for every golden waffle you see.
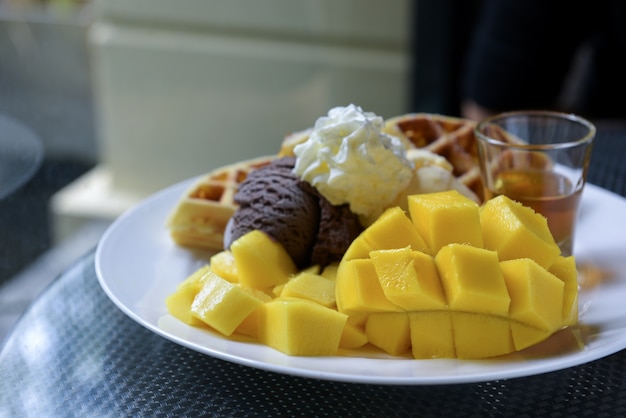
[167,156,274,250]
[382,113,487,201]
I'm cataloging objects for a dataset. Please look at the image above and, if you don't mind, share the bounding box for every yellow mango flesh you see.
[339,322,368,349]
[234,288,272,338]
[230,230,298,289]
[435,244,510,315]
[548,256,579,326]
[408,190,484,254]
[409,311,455,359]
[370,247,446,310]
[480,195,560,268]
[451,312,514,359]
[366,313,411,356]
[335,258,404,314]
[342,206,427,261]
[210,250,238,283]
[165,265,212,326]
[500,259,564,332]
[280,272,336,308]
[258,298,347,356]
[190,271,265,336]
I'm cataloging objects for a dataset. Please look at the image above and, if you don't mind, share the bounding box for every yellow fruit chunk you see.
[370,247,446,310]
[165,265,211,326]
[335,258,404,314]
[342,206,427,261]
[321,263,339,280]
[451,312,514,359]
[508,322,555,352]
[234,288,272,338]
[480,195,560,268]
[339,322,368,349]
[500,259,564,332]
[258,298,347,356]
[366,313,411,356]
[435,244,510,315]
[190,272,266,336]
[548,256,579,326]
[408,190,484,254]
[210,250,238,283]
[230,230,298,289]
[280,272,336,308]
[409,311,455,359]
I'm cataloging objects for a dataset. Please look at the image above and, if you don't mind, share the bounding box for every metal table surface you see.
[1,125,625,417]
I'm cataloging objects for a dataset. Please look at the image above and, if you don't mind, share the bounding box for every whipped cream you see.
[293,104,413,224]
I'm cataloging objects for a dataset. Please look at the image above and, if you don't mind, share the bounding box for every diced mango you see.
[165,265,211,326]
[451,312,514,359]
[500,258,564,332]
[335,258,404,314]
[280,272,336,308]
[408,190,484,254]
[509,321,555,351]
[339,322,368,349]
[234,288,272,338]
[370,247,446,310]
[258,298,347,356]
[409,311,455,359]
[342,207,427,261]
[548,256,579,326]
[480,195,560,268]
[366,313,411,356]
[435,244,510,315]
[210,250,238,283]
[230,230,298,289]
[190,272,266,336]
[321,263,339,280]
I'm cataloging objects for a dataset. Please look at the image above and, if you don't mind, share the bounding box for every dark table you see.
[1,124,625,417]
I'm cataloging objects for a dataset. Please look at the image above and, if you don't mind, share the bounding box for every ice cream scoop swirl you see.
[293,104,413,225]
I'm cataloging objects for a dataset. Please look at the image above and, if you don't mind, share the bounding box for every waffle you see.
[167,156,274,250]
[382,113,487,201]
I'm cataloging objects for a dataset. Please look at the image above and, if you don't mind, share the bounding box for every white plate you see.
[96,179,626,385]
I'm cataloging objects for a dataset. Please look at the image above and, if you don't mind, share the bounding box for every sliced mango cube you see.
[335,258,404,314]
[409,311,455,359]
[435,244,510,315]
[339,322,368,349]
[234,288,272,338]
[509,321,555,351]
[280,272,336,308]
[548,256,579,326]
[190,272,266,336]
[258,298,347,356]
[366,313,411,356]
[210,250,238,283]
[500,258,564,332]
[408,190,484,254]
[480,195,560,268]
[451,312,514,359]
[230,230,298,289]
[165,265,211,326]
[370,247,446,310]
[342,206,427,261]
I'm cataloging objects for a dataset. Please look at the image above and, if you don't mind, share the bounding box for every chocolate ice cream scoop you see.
[227,157,362,269]
[228,157,320,267]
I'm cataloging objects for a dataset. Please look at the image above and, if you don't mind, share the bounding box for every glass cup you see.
[475,110,595,256]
